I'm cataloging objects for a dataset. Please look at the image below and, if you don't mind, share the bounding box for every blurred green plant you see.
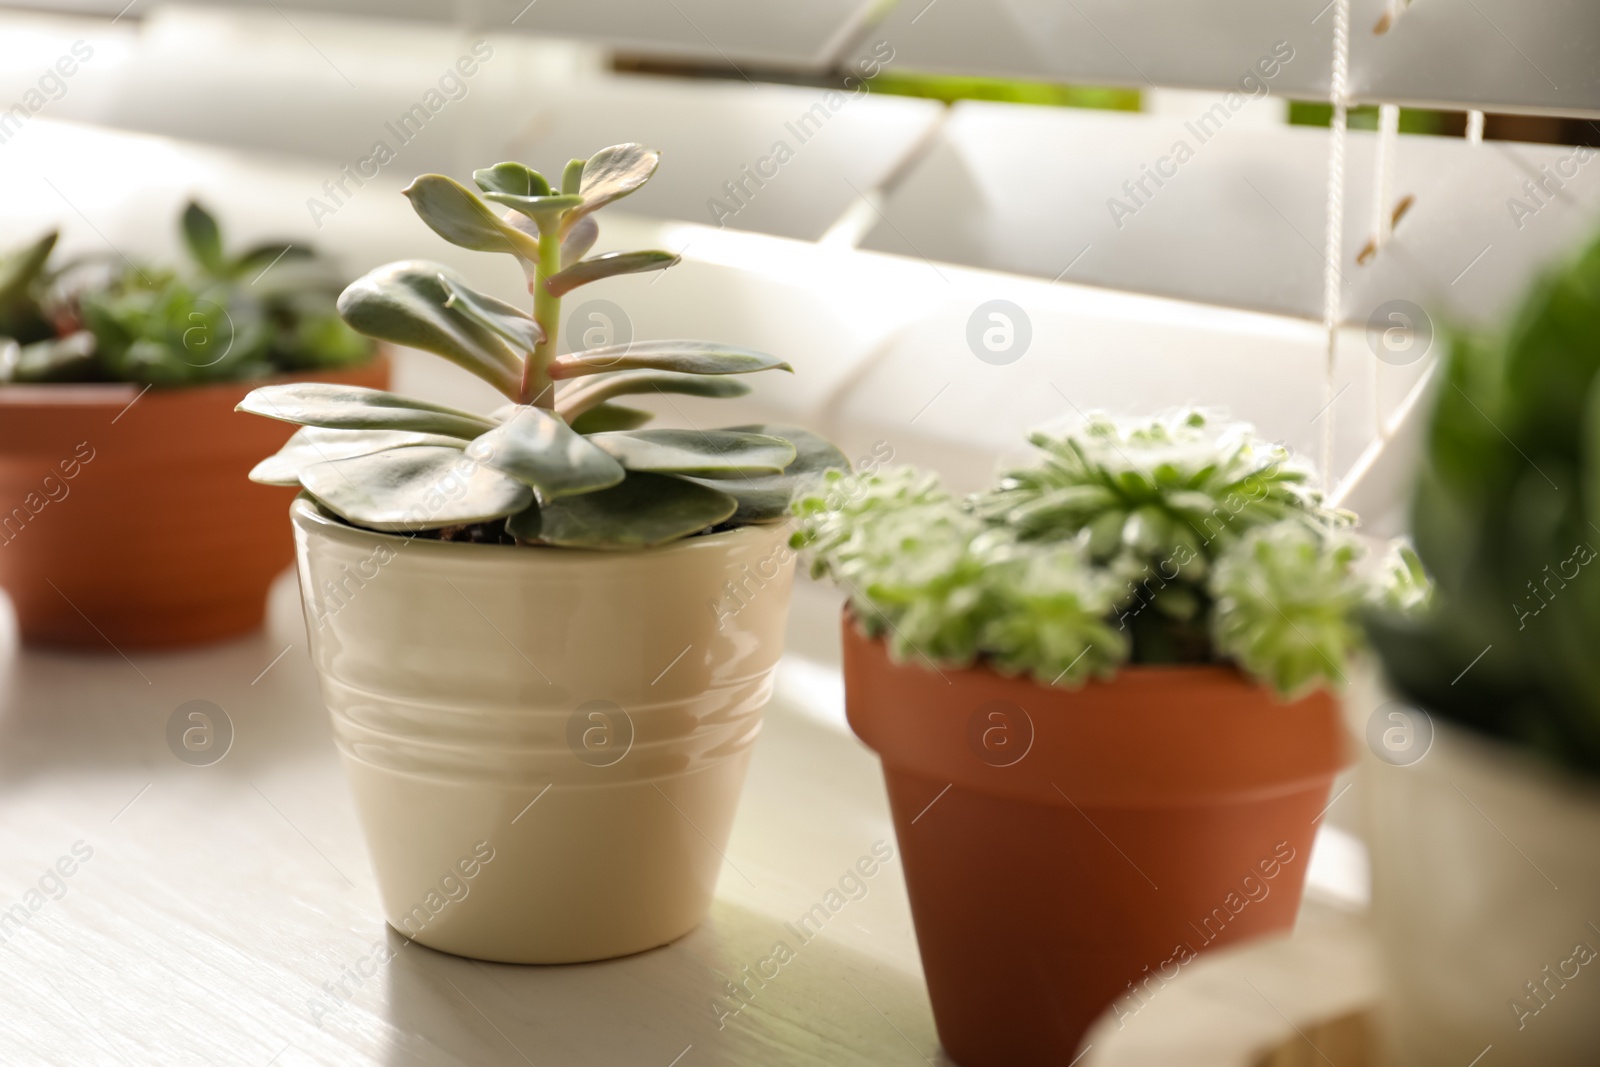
[795,411,1421,695]
[1366,233,1600,776]
[870,71,1139,111]
[1287,101,1448,135]
[240,143,844,549]
[0,202,373,386]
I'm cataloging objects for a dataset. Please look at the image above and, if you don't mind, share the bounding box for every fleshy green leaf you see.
[472,162,550,199]
[545,250,678,298]
[682,424,848,523]
[496,208,587,282]
[503,210,540,243]
[1210,524,1366,697]
[570,403,652,434]
[337,260,523,396]
[0,230,57,305]
[513,471,736,549]
[237,382,497,439]
[300,445,532,532]
[568,143,660,225]
[1004,485,1120,536]
[561,158,585,196]
[437,273,543,353]
[402,175,541,261]
[480,191,584,224]
[789,409,1385,693]
[473,160,584,222]
[469,405,625,500]
[234,241,314,279]
[549,341,791,380]
[556,369,750,419]
[181,201,226,276]
[790,467,1129,685]
[588,429,795,477]
[1,332,97,384]
[561,216,599,269]
[249,426,465,486]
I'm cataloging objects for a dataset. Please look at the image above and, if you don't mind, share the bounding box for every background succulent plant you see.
[240,144,844,549]
[0,202,372,385]
[1366,232,1600,776]
[795,411,1420,695]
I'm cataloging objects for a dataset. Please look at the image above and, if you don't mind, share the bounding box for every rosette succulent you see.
[0,202,372,385]
[239,144,844,549]
[795,410,1423,696]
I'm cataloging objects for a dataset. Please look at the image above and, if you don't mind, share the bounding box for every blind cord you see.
[1466,109,1486,144]
[1370,103,1400,436]
[1321,0,1352,484]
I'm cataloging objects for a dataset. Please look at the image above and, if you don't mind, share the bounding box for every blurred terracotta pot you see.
[0,355,388,649]
[840,615,1345,1067]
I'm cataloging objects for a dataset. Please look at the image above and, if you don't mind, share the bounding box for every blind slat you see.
[854,0,1600,118]
[862,102,1600,325]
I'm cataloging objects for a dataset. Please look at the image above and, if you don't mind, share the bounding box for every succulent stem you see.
[524,226,562,407]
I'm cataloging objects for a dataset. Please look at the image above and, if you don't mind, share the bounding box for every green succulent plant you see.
[795,411,1421,696]
[1366,230,1600,776]
[0,202,372,386]
[973,410,1353,663]
[239,144,844,549]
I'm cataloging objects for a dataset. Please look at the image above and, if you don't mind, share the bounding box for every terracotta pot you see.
[0,356,388,649]
[840,616,1345,1067]
[291,497,796,963]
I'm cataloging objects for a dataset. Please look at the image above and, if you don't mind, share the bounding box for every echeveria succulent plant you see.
[0,202,372,386]
[240,144,844,549]
[795,410,1423,696]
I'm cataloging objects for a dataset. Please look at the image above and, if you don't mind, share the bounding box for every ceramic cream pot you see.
[290,496,795,963]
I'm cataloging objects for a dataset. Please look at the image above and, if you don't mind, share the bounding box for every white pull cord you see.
[1321,0,1352,483]
[1466,109,1486,144]
[1372,105,1400,250]
[1369,103,1400,436]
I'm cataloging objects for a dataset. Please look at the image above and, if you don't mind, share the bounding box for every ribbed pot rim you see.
[294,494,795,786]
